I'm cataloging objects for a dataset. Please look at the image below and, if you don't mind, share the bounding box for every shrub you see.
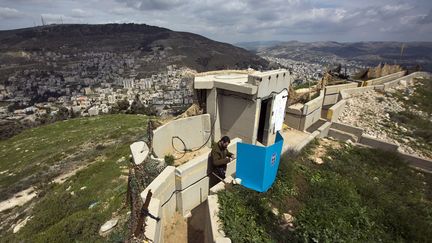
[164,154,175,166]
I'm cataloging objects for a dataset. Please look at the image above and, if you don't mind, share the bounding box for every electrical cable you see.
[171,94,219,160]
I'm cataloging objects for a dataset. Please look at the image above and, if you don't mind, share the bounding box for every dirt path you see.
[0,187,37,213]
[0,159,98,213]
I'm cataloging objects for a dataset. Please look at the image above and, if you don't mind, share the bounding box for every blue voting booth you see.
[236,132,284,192]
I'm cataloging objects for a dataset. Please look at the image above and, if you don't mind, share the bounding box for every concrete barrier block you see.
[317,121,332,138]
[175,138,241,191]
[175,153,209,190]
[302,106,322,130]
[225,159,236,178]
[209,181,226,195]
[331,122,363,139]
[359,135,399,152]
[177,177,209,217]
[398,152,432,173]
[325,82,358,94]
[327,100,346,122]
[141,166,176,219]
[143,198,162,243]
[323,93,339,106]
[374,85,385,91]
[152,114,211,158]
[303,93,324,115]
[343,86,375,96]
[285,113,302,130]
[206,195,231,243]
[130,141,149,165]
[365,71,406,86]
[286,103,303,115]
[328,128,358,142]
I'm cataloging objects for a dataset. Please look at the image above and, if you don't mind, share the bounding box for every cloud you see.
[417,9,432,24]
[0,0,431,42]
[0,7,23,19]
[70,8,91,18]
[119,0,185,11]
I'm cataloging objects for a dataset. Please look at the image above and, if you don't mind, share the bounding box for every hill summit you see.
[0,23,269,72]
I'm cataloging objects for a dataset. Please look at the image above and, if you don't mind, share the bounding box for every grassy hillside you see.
[218,139,432,242]
[0,114,150,242]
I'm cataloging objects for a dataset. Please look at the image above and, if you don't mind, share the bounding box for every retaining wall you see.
[323,82,358,106]
[140,138,241,242]
[364,71,406,86]
[326,100,346,122]
[152,114,211,158]
[285,91,324,131]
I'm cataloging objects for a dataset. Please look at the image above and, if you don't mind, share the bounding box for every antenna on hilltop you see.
[41,15,45,26]
[61,16,64,25]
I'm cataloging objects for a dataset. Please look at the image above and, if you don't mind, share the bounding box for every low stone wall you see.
[139,138,241,242]
[175,138,241,217]
[331,122,363,140]
[326,100,346,122]
[141,166,176,242]
[327,123,432,173]
[285,91,324,131]
[152,114,211,158]
[383,71,432,90]
[323,82,358,106]
[364,71,406,86]
[206,195,231,243]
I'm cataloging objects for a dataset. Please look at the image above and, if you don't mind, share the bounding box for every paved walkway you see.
[280,128,311,152]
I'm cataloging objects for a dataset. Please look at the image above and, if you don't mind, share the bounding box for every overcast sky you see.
[0,0,431,43]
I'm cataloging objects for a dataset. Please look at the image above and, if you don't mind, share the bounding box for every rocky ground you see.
[338,80,431,159]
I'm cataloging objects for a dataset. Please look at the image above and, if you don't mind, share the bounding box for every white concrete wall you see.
[364,71,406,86]
[285,91,324,131]
[152,114,211,158]
[218,93,259,144]
[248,69,292,98]
[174,138,241,217]
[323,82,358,106]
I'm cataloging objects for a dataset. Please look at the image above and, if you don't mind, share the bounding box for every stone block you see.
[398,152,432,173]
[130,141,149,165]
[359,135,398,152]
[331,122,363,139]
[316,121,332,138]
[152,114,211,158]
[175,138,241,191]
[177,177,209,217]
[284,113,302,130]
[143,198,162,243]
[323,93,339,106]
[141,166,176,220]
[325,82,358,94]
[302,106,322,130]
[303,93,324,115]
[225,159,236,178]
[328,128,358,142]
[206,195,231,243]
[327,100,346,122]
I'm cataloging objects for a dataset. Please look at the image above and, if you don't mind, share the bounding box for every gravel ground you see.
[338,82,430,159]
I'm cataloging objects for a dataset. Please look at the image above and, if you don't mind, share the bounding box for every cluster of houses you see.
[0,49,195,122]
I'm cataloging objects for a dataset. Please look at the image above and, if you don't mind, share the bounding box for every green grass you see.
[0,114,148,200]
[218,140,432,242]
[0,114,150,242]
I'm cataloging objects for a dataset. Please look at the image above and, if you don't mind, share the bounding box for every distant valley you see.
[237,41,432,72]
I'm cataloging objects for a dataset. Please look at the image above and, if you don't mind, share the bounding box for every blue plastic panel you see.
[236,132,284,192]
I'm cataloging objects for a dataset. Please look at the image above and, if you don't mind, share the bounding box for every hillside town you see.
[263,56,368,84]
[0,50,195,123]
